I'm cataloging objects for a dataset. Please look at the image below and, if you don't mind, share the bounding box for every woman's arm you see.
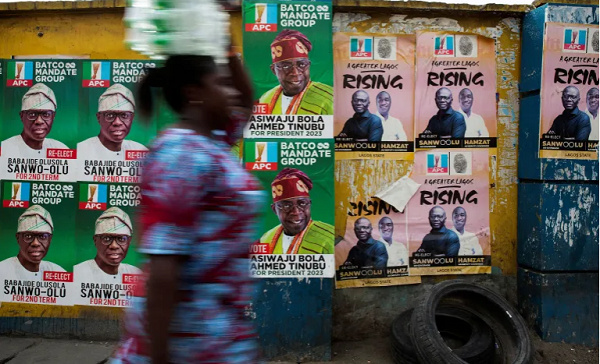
[147,254,183,364]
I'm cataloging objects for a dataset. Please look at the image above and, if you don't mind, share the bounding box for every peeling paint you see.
[546,5,599,24]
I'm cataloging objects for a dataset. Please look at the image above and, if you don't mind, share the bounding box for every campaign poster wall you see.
[406,150,491,276]
[333,33,416,160]
[1,60,81,182]
[73,186,142,308]
[244,139,335,277]
[538,23,599,160]
[335,200,421,289]
[242,0,334,139]
[414,33,497,150]
[77,60,156,183]
[0,180,76,305]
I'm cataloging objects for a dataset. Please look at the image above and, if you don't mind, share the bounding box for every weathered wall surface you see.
[0,0,523,344]
[330,9,523,339]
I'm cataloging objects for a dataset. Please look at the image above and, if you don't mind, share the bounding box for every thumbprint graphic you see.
[377,38,392,59]
[453,154,468,174]
[459,37,474,56]
[592,30,599,53]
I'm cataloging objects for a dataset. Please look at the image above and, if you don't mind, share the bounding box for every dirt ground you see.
[271,331,599,364]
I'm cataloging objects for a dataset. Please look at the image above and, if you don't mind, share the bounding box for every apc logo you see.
[434,35,455,57]
[245,3,278,32]
[245,142,278,171]
[6,61,33,87]
[83,61,111,87]
[79,184,107,210]
[350,37,373,60]
[563,28,587,53]
[426,153,449,175]
[3,182,30,208]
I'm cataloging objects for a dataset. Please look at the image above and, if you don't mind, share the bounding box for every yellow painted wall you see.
[0,4,521,322]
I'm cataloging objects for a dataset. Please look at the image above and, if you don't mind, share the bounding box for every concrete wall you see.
[0,0,580,345]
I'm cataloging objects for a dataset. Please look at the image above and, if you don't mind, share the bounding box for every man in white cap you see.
[0,205,65,280]
[74,207,140,284]
[2,83,68,158]
[77,84,147,160]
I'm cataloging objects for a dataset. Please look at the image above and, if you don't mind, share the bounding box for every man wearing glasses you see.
[256,168,333,254]
[258,29,333,115]
[77,83,147,160]
[458,88,489,138]
[547,86,591,141]
[422,87,466,138]
[0,205,65,280]
[338,90,383,142]
[2,83,68,157]
[343,217,388,270]
[74,207,140,283]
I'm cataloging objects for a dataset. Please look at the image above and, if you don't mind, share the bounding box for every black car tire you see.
[410,280,534,364]
[392,305,495,364]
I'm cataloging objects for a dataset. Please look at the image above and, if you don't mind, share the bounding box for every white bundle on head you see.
[124,0,230,62]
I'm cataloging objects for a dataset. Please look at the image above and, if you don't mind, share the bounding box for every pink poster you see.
[334,200,421,288]
[414,32,497,150]
[333,33,415,160]
[406,150,491,276]
[539,23,599,160]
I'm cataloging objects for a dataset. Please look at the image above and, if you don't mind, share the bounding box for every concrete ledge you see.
[0,0,533,14]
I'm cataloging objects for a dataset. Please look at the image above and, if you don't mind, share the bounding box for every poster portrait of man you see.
[2,83,68,157]
[585,87,599,141]
[338,90,383,142]
[343,217,388,270]
[0,205,65,280]
[458,88,489,138]
[414,206,460,257]
[422,87,466,139]
[256,168,334,254]
[547,86,591,141]
[375,91,408,142]
[450,206,483,256]
[77,83,147,160]
[74,207,141,283]
[378,216,408,267]
[258,30,333,115]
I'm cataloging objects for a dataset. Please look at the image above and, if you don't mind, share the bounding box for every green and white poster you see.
[77,60,157,183]
[242,0,334,139]
[0,180,77,305]
[244,139,335,277]
[1,60,81,182]
[73,183,142,308]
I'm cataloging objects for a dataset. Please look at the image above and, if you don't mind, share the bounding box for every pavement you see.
[0,336,394,364]
[0,334,598,363]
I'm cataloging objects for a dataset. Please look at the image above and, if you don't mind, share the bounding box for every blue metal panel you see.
[518,182,599,271]
[252,278,332,361]
[518,94,599,181]
[520,5,547,93]
[518,268,599,347]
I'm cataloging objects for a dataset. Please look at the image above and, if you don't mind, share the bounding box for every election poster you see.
[0,59,81,182]
[242,0,334,139]
[244,139,335,277]
[0,180,77,306]
[414,32,497,150]
[73,184,142,308]
[333,33,416,160]
[406,150,491,276]
[77,60,157,183]
[538,23,599,160]
[335,200,421,289]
